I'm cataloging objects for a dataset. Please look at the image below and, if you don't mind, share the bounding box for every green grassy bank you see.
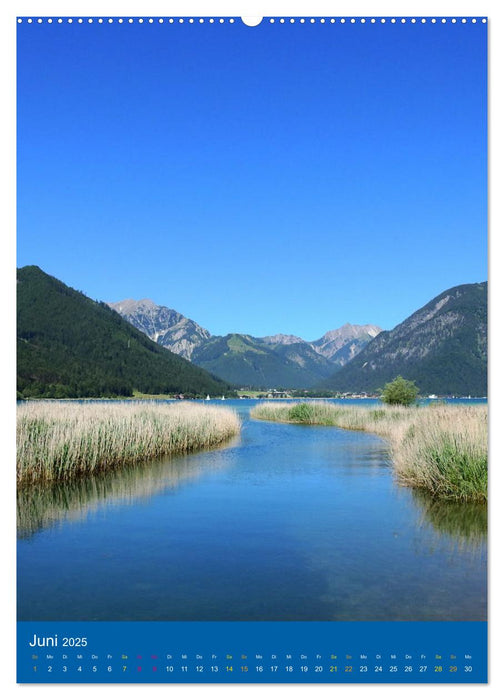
[251,402,487,502]
[17,401,241,485]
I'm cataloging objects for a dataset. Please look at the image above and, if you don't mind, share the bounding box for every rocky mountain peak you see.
[320,282,487,395]
[107,299,210,360]
[110,298,158,315]
[110,301,384,386]
[311,324,383,363]
[260,333,306,345]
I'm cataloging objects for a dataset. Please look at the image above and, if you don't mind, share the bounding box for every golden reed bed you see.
[17,401,241,485]
[251,402,487,502]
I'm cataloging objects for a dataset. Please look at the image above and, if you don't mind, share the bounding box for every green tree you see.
[382,375,419,406]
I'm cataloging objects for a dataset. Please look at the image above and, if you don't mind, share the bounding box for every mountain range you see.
[17,266,234,399]
[17,265,487,398]
[108,299,381,389]
[319,282,487,396]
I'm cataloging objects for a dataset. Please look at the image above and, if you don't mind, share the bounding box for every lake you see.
[17,399,487,621]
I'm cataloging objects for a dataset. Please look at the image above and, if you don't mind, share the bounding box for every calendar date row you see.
[32,662,475,675]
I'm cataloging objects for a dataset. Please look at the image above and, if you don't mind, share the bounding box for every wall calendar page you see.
[15,4,488,688]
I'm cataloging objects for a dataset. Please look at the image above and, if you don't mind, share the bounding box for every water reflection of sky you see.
[17,401,486,622]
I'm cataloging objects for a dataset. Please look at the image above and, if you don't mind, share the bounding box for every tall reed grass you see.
[251,402,487,502]
[17,401,240,485]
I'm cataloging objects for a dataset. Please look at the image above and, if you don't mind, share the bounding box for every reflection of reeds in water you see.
[251,402,487,502]
[17,401,240,484]
[411,488,487,553]
[17,441,237,538]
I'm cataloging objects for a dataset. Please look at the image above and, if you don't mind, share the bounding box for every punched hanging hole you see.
[241,17,263,27]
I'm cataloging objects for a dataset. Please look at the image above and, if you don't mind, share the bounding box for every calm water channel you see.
[17,400,487,621]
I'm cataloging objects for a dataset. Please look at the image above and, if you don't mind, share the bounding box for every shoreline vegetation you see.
[250,402,487,502]
[17,402,241,486]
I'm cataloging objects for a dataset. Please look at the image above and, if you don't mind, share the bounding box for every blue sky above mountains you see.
[17,17,487,338]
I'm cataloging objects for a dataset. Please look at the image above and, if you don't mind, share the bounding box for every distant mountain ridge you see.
[311,323,382,365]
[191,333,337,389]
[108,298,210,360]
[17,268,487,396]
[261,333,305,346]
[108,298,381,389]
[319,282,487,396]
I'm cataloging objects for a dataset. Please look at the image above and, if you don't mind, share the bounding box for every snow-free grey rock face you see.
[109,285,489,395]
[107,299,211,360]
[108,298,381,389]
[319,282,488,396]
[310,323,382,365]
[260,333,306,346]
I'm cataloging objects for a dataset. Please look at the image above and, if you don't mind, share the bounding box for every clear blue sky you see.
[17,17,487,340]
